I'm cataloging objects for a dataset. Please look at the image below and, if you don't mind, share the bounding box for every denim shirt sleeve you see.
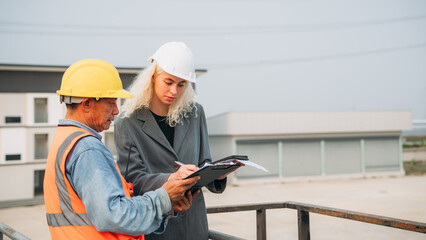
[66,136,172,236]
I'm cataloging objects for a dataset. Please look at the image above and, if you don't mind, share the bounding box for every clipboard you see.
[212,155,249,164]
[185,164,241,188]
[183,155,248,191]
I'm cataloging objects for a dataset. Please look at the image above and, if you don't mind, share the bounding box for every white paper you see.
[235,160,269,173]
[202,157,269,173]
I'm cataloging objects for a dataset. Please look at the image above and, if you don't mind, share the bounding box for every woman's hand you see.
[172,189,200,212]
[216,161,244,180]
[175,164,199,178]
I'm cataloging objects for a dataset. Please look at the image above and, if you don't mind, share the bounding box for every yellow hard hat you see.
[57,59,132,100]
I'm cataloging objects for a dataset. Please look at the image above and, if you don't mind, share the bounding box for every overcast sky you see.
[1,0,425,120]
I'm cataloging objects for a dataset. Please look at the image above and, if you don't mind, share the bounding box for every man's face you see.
[86,98,119,132]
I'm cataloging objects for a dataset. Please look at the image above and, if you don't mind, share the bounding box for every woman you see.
[114,42,231,240]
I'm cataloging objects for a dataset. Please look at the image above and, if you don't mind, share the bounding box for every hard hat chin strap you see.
[60,95,85,104]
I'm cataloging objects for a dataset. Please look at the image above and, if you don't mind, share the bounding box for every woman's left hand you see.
[216,161,244,180]
[176,164,199,178]
[172,189,200,212]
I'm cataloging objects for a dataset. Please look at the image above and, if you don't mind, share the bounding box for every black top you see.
[150,110,175,147]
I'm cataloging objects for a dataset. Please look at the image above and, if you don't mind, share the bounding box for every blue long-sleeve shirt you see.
[60,119,171,236]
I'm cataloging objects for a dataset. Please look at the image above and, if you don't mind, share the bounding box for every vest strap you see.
[47,130,94,227]
[46,212,93,227]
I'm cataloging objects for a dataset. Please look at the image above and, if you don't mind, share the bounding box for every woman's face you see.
[152,72,186,106]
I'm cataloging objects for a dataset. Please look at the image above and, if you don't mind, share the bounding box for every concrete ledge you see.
[0,195,44,209]
[403,149,426,161]
[230,170,405,187]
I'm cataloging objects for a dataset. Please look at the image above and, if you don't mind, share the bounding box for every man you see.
[43,59,199,240]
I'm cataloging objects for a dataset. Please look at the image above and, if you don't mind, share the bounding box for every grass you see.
[403,136,426,149]
[402,135,426,175]
[403,160,426,175]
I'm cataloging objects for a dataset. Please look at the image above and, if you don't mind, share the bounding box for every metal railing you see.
[207,201,426,240]
[2,201,425,240]
[0,222,31,240]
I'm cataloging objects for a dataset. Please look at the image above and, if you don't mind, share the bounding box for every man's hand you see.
[172,189,200,212]
[162,171,199,203]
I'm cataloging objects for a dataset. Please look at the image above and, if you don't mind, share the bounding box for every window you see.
[34,170,45,196]
[5,154,21,161]
[5,116,21,123]
[34,98,48,123]
[34,134,48,160]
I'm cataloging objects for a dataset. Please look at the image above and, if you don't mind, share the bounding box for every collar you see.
[58,119,103,140]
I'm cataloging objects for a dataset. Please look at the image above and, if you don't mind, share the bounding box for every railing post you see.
[0,222,31,240]
[256,208,266,240]
[298,209,310,240]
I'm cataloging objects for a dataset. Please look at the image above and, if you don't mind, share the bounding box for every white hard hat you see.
[148,41,196,83]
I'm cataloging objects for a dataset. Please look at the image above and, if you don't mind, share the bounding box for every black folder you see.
[184,155,248,191]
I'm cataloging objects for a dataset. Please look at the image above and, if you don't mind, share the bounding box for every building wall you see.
[27,127,57,162]
[0,93,27,125]
[281,139,322,177]
[0,127,26,164]
[0,163,45,201]
[207,111,409,181]
[25,93,65,126]
[209,136,234,162]
[210,134,403,180]
[0,68,138,93]
[0,92,64,202]
[237,140,280,178]
[324,138,362,174]
[364,137,401,172]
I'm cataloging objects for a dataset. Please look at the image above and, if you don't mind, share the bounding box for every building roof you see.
[0,64,207,93]
[0,63,207,75]
[207,111,412,136]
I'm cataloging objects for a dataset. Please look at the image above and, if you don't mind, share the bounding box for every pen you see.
[174,161,184,170]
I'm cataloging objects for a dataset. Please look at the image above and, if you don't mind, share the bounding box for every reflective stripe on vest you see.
[46,131,93,227]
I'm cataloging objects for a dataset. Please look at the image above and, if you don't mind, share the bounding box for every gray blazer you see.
[114,103,226,240]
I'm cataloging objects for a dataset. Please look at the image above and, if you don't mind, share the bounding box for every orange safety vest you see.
[43,126,143,240]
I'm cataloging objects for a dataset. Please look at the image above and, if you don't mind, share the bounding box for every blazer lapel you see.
[173,116,190,154]
[136,108,177,156]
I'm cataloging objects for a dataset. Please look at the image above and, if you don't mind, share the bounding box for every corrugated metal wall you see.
[236,141,279,178]
[364,137,400,172]
[324,138,361,174]
[233,136,401,179]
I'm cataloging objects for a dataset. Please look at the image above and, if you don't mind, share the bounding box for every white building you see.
[207,111,412,182]
[0,92,64,202]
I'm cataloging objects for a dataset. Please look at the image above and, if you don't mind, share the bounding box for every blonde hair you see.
[120,62,197,127]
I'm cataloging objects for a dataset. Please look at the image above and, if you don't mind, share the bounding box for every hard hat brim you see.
[57,89,132,99]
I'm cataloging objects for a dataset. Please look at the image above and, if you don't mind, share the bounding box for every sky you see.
[1,0,425,120]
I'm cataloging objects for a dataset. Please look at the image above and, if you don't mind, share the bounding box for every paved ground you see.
[1,175,425,240]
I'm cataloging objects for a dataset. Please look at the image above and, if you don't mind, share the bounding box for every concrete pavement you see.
[1,175,425,240]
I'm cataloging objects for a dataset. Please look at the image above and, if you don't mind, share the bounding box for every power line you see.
[205,42,426,69]
[0,14,425,36]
